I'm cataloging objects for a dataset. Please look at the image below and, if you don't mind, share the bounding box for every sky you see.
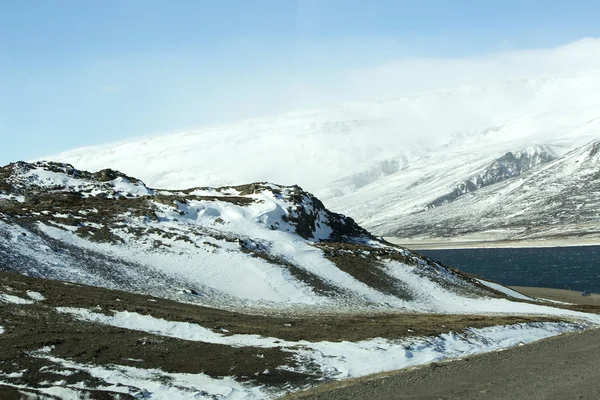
[2,0,600,164]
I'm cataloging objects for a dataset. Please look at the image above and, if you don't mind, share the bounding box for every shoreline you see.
[509,286,600,305]
[385,236,600,250]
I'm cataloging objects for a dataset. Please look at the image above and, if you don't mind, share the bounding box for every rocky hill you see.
[0,161,502,312]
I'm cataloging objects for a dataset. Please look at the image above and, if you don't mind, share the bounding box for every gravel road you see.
[286,328,600,400]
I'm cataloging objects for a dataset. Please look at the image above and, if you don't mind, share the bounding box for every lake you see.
[418,245,600,293]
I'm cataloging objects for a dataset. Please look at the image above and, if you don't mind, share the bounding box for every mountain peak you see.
[0,162,372,244]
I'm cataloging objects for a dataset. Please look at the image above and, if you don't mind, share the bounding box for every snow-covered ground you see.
[5,307,587,399]
[3,214,582,314]
[56,306,600,349]
[8,347,271,400]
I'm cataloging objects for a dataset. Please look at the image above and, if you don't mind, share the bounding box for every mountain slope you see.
[425,146,556,209]
[380,139,600,240]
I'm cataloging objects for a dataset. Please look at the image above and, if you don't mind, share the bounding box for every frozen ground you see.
[2,266,599,399]
[12,321,582,400]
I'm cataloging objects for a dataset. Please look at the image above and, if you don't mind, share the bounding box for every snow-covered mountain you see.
[46,72,600,240]
[425,145,556,210]
[0,161,499,313]
[2,160,590,314]
[381,139,600,240]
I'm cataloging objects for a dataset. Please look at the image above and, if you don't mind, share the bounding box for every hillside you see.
[0,161,494,312]
[2,161,600,398]
[3,161,600,316]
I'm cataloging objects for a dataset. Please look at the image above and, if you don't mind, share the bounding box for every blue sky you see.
[2,0,600,164]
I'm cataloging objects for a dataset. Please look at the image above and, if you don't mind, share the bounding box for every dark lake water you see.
[419,246,600,293]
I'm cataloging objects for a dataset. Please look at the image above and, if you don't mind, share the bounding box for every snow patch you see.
[31,349,276,400]
[0,293,34,305]
[56,308,296,348]
[0,372,23,378]
[26,291,46,301]
[0,194,25,203]
[109,176,154,197]
[291,322,581,379]
[475,279,533,301]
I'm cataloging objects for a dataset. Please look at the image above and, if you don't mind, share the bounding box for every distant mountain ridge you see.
[426,146,556,209]
[45,72,600,241]
[386,139,600,240]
